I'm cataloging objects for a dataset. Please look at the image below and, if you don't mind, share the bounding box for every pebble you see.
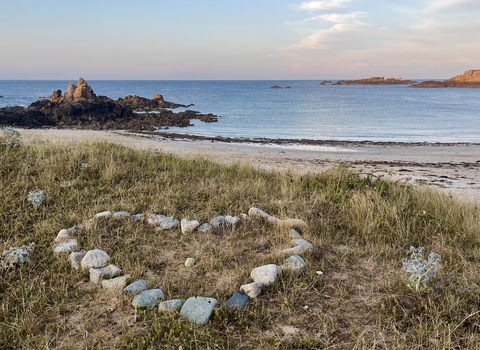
[113,211,130,218]
[69,251,86,270]
[281,255,305,273]
[224,290,250,308]
[160,216,180,230]
[132,289,164,309]
[250,264,282,287]
[94,211,112,219]
[101,274,130,292]
[81,249,110,270]
[184,257,196,267]
[240,282,263,299]
[123,280,149,296]
[198,223,212,233]
[89,264,122,284]
[181,219,200,234]
[248,207,270,219]
[158,299,185,313]
[179,296,218,325]
[53,239,78,254]
[54,229,71,243]
[279,239,313,256]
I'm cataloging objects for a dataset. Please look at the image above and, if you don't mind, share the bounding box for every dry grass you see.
[1,136,480,349]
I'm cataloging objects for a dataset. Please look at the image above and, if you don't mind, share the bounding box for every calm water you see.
[1,80,479,143]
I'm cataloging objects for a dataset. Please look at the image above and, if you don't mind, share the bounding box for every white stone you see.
[102,274,130,292]
[248,207,270,219]
[181,219,200,234]
[279,239,313,256]
[250,264,282,287]
[53,239,77,254]
[225,215,241,226]
[113,211,130,218]
[81,249,110,270]
[94,211,112,218]
[281,255,306,273]
[54,229,71,243]
[146,214,166,225]
[89,264,123,284]
[69,251,86,270]
[240,282,263,299]
[184,257,196,267]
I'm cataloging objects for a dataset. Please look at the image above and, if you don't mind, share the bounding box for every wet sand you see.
[19,129,480,203]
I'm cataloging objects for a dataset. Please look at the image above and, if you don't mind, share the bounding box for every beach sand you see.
[19,129,480,204]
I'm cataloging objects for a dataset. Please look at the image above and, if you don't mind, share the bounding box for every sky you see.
[1,0,479,80]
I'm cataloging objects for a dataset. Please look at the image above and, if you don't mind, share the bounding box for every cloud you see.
[291,23,355,50]
[299,0,351,12]
[305,11,367,24]
[424,0,478,12]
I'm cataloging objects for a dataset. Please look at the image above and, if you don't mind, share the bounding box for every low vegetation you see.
[1,132,479,349]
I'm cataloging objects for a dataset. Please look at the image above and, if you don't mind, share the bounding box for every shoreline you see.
[17,128,480,204]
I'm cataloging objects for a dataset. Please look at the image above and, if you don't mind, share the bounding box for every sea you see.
[1,80,479,143]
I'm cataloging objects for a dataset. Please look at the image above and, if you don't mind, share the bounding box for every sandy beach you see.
[19,128,480,204]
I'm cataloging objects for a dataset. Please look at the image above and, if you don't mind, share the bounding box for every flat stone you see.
[161,216,179,230]
[279,239,313,256]
[184,257,196,267]
[132,289,164,309]
[288,228,303,239]
[181,219,200,234]
[158,299,185,313]
[179,296,218,325]
[53,239,77,254]
[198,223,212,233]
[89,264,122,284]
[210,216,226,228]
[69,251,86,270]
[250,264,282,287]
[248,207,270,219]
[240,282,263,299]
[81,249,110,270]
[101,274,130,292]
[94,211,112,218]
[113,211,130,218]
[146,214,166,225]
[123,279,149,296]
[225,290,250,308]
[54,229,71,243]
[281,255,305,273]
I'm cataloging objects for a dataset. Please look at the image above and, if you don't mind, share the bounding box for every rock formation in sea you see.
[0,78,218,130]
[329,77,415,85]
[410,70,480,88]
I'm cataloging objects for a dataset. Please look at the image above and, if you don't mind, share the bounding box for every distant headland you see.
[321,77,415,85]
[409,70,480,88]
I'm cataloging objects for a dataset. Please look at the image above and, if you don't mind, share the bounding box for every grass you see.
[1,136,480,349]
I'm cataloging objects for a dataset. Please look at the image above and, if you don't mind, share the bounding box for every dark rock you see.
[410,70,480,88]
[336,77,414,85]
[270,85,282,89]
[224,290,250,308]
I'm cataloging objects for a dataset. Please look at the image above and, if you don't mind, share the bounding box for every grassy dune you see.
[1,137,479,349]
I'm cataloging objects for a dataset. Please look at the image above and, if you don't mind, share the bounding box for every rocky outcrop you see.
[0,78,218,130]
[410,70,480,88]
[334,77,414,85]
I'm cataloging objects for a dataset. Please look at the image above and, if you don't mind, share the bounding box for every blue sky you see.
[1,0,479,79]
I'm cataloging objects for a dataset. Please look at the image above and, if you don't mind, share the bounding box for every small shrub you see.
[402,246,441,292]
[27,190,45,208]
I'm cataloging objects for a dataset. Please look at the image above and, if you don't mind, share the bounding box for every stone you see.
[281,255,305,273]
[210,216,226,228]
[240,282,263,299]
[248,207,270,219]
[1,243,35,269]
[132,289,164,309]
[250,264,282,287]
[113,211,130,218]
[181,219,200,234]
[279,239,313,256]
[101,274,130,292]
[89,264,123,284]
[94,211,112,219]
[239,213,249,221]
[81,249,110,270]
[198,223,212,233]
[225,215,241,226]
[288,228,303,239]
[66,225,82,233]
[158,299,185,312]
[224,291,250,308]
[146,214,166,225]
[184,257,196,267]
[123,279,149,296]
[69,251,86,270]
[179,296,218,325]
[161,216,180,230]
[53,239,77,254]
[132,214,144,221]
[54,229,71,243]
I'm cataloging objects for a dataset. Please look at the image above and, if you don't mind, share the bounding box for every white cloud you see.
[306,12,367,24]
[299,0,351,12]
[424,0,478,12]
[291,23,354,50]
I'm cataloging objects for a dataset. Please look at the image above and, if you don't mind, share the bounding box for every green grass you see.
[1,137,479,349]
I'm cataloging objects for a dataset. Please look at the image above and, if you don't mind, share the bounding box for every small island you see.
[321,77,415,85]
[409,70,480,88]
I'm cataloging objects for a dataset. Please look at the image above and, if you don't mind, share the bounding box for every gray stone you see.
[89,264,122,284]
[281,255,305,273]
[132,214,144,221]
[158,299,185,312]
[240,282,263,299]
[132,289,164,309]
[239,213,249,221]
[250,264,282,287]
[225,290,250,308]
[113,211,130,218]
[94,211,112,218]
[1,243,35,269]
[53,239,78,254]
[180,296,218,325]
[101,274,130,292]
[225,215,241,226]
[279,239,313,256]
[198,223,212,233]
[81,249,110,270]
[146,214,166,225]
[54,229,70,243]
[181,219,200,234]
[248,207,270,219]
[161,216,179,230]
[210,216,226,228]
[123,279,149,296]
[66,225,82,234]
[69,251,86,270]
[288,228,303,239]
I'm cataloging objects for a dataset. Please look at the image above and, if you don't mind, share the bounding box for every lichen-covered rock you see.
[81,249,110,270]
[181,219,200,234]
[179,296,218,325]
[281,255,305,273]
[123,280,149,296]
[158,299,185,312]
[69,251,86,270]
[1,243,35,269]
[132,289,164,309]
[101,274,130,292]
[53,239,78,254]
[240,282,263,299]
[250,264,282,287]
